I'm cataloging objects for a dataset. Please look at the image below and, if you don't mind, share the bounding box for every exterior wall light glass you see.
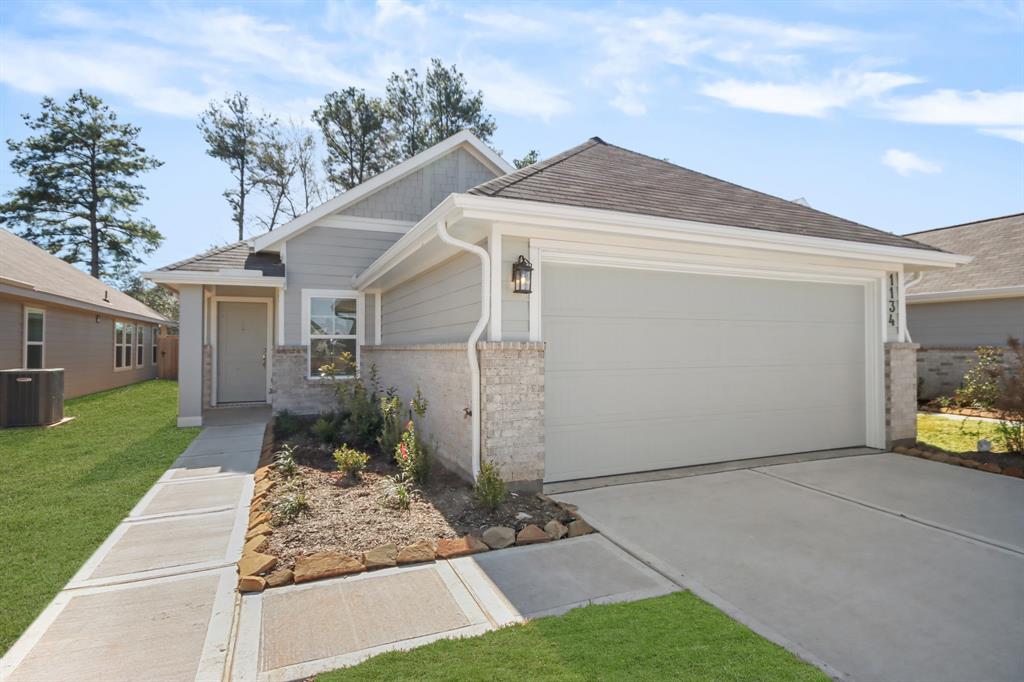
[512,255,533,294]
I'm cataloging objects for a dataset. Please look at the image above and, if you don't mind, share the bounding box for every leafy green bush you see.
[333,445,369,478]
[380,473,413,510]
[274,410,301,440]
[952,346,1003,409]
[272,444,298,478]
[474,460,508,511]
[393,387,432,483]
[312,415,338,444]
[378,390,403,456]
[273,487,309,524]
[992,337,1024,454]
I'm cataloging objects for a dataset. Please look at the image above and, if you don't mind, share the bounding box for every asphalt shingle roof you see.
[157,240,284,276]
[905,213,1024,294]
[469,137,940,252]
[0,229,166,321]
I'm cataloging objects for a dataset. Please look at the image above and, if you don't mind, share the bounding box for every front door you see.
[217,301,268,404]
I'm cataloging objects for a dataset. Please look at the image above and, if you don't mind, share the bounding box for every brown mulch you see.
[264,440,574,570]
[911,443,1024,472]
[919,404,1005,420]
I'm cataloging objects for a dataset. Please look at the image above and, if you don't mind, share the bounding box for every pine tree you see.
[2,90,163,279]
[314,87,395,191]
[422,59,496,145]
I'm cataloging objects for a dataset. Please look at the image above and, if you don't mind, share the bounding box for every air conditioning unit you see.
[0,369,64,427]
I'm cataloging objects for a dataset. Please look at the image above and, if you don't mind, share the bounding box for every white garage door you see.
[543,264,867,482]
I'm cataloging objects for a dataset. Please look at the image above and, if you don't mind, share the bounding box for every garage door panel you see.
[543,263,868,482]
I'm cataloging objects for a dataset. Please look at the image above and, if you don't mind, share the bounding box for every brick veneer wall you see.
[478,341,545,491]
[361,344,474,480]
[886,342,919,448]
[917,347,1017,400]
[202,344,212,407]
[270,346,337,415]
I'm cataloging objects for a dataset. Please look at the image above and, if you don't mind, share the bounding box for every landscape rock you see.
[254,466,271,482]
[397,539,436,564]
[435,535,489,559]
[248,511,271,529]
[516,524,552,545]
[893,446,910,454]
[1003,466,1023,478]
[567,518,596,538]
[244,534,269,554]
[978,462,1002,474]
[544,520,568,540]
[362,544,398,569]
[293,551,365,583]
[238,575,266,593]
[254,479,273,497]
[515,511,533,521]
[238,551,277,577]
[265,568,293,588]
[246,523,272,541]
[906,448,924,457]
[482,526,516,549]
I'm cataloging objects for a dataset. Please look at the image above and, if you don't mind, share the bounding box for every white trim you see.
[300,288,364,379]
[488,225,503,341]
[897,267,909,343]
[374,290,382,345]
[907,285,1024,304]
[275,288,285,345]
[151,324,160,365]
[113,319,137,372]
[143,270,285,288]
[211,296,273,405]
[177,415,203,427]
[253,131,512,252]
[313,215,415,234]
[529,239,887,451]
[22,306,45,369]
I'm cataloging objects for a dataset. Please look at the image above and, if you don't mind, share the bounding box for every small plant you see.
[992,337,1024,454]
[952,346,1003,410]
[378,390,403,456]
[474,460,508,511]
[274,410,301,440]
[312,415,337,444]
[272,444,298,478]
[333,445,369,478]
[380,473,413,510]
[395,420,430,483]
[273,486,309,524]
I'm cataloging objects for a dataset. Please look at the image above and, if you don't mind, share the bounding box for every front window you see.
[124,323,134,368]
[24,308,44,369]
[308,295,357,377]
[137,324,145,366]
[115,321,125,368]
[152,326,159,364]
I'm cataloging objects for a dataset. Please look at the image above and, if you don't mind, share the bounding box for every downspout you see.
[903,272,924,343]
[435,220,489,480]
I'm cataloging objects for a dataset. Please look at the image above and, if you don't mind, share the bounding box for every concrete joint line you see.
[750,468,1024,558]
[126,505,237,523]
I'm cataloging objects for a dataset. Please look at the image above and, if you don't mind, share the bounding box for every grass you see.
[0,380,199,654]
[318,591,827,682]
[916,413,1006,453]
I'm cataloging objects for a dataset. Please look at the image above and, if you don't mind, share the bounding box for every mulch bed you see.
[265,438,574,570]
[895,444,1024,478]
[919,405,1005,420]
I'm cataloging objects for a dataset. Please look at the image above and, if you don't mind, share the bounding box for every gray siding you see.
[908,297,1024,347]
[341,148,497,222]
[283,226,402,344]
[0,294,158,398]
[501,235,531,341]
[381,251,482,344]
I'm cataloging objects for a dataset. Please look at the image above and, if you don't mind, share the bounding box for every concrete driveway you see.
[557,453,1024,682]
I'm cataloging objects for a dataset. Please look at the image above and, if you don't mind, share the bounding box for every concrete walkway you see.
[0,407,270,682]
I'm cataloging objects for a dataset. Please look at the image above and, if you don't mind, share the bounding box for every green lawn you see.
[0,380,199,654]
[318,591,827,682]
[917,413,1006,453]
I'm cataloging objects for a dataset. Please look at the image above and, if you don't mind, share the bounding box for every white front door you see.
[217,301,268,403]
[542,264,868,482]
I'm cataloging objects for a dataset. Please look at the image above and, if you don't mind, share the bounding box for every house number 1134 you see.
[887,273,899,330]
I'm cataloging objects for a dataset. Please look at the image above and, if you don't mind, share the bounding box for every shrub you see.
[272,444,298,478]
[333,445,369,478]
[312,415,338,444]
[378,390,403,456]
[474,460,508,511]
[273,487,309,524]
[952,346,1003,410]
[380,473,413,510]
[395,421,430,484]
[992,337,1024,454]
[274,410,301,440]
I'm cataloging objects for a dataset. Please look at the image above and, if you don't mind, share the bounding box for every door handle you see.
[261,350,267,368]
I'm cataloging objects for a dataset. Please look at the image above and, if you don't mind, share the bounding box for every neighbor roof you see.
[156,240,284,276]
[0,229,166,321]
[904,213,1024,295]
[469,137,939,252]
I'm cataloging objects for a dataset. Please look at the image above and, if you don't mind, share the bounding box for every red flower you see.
[399,443,409,460]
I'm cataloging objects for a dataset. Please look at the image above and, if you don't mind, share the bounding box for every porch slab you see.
[132,475,248,517]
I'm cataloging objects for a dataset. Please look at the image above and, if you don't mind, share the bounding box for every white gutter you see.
[434,220,489,480]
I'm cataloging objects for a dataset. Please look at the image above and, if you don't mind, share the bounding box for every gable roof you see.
[0,229,166,322]
[468,137,940,252]
[156,240,284,276]
[251,130,512,253]
[904,213,1024,296]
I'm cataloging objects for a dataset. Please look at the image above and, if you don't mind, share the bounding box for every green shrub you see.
[378,391,403,456]
[952,346,1002,410]
[312,415,338,444]
[272,444,298,478]
[380,473,413,510]
[333,445,369,478]
[474,460,508,511]
[273,487,309,524]
[992,337,1024,454]
[393,387,431,483]
[274,410,301,440]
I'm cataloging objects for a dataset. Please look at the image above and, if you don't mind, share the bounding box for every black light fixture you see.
[512,255,533,294]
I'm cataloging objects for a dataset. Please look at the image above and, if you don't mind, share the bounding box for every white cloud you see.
[980,127,1024,143]
[462,59,571,121]
[463,11,553,36]
[700,70,920,117]
[882,89,1024,126]
[882,149,942,176]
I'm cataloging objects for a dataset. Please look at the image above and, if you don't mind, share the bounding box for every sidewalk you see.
[0,407,270,682]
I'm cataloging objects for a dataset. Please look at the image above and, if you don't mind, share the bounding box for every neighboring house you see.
[146,132,966,490]
[905,213,1024,399]
[1,229,167,398]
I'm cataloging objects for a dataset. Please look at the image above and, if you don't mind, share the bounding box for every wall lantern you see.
[512,255,533,294]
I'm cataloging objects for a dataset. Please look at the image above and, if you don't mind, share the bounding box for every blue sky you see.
[1,0,1022,273]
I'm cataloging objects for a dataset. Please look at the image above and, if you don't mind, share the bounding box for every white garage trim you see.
[530,238,887,457]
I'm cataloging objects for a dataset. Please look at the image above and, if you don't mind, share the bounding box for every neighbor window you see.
[152,326,159,364]
[306,294,358,377]
[137,324,145,366]
[24,308,44,369]
[115,321,134,370]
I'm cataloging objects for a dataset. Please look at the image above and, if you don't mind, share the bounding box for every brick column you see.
[202,344,212,407]
[885,342,920,448]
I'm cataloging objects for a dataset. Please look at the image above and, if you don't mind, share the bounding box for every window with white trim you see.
[136,323,145,366]
[306,294,358,377]
[152,326,159,364]
[115,320,135,370]
[24,308,44,369]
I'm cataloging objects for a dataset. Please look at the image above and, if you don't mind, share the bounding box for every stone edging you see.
[892,446,1023,478]
[236,475,595,593]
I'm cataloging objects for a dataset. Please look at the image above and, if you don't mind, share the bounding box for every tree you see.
[284,125,324,219]
[117,273,179,325]
[422,58,496,144]
[1,90,163,279]
[385,68,428,158]
[253,127,298,231]
[513,150,540,169]
[198,92,276,240]
[314,87,395,191]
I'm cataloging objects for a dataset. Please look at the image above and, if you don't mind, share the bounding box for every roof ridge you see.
[471,138,604,197]
[159,239,249,271]
[904,211,1024,235]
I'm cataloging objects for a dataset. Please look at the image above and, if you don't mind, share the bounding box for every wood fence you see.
[157,335,179,380]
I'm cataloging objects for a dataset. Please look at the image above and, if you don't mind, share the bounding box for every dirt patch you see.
[264,440,572,570]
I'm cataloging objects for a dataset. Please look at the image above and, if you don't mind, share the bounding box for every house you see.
[1,229,167,398]
[145,132,967,489]
[905,213,1024,399]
